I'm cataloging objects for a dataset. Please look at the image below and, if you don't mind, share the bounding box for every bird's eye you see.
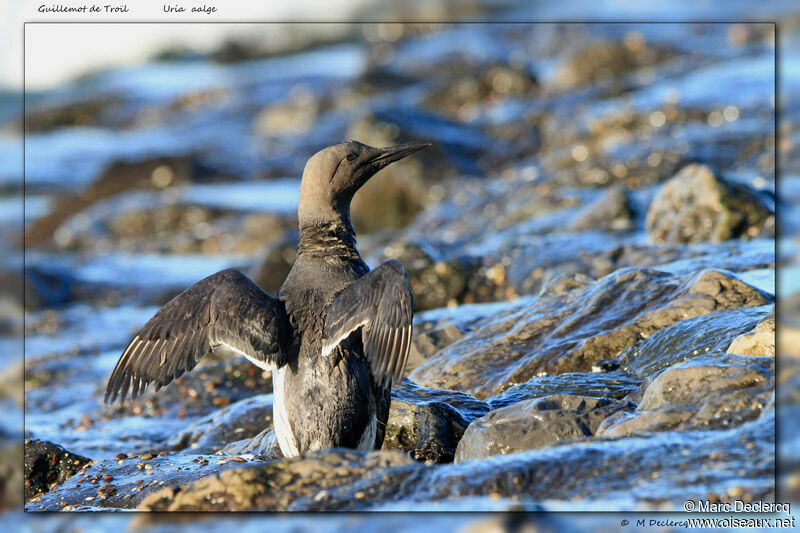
[346,154,356,162]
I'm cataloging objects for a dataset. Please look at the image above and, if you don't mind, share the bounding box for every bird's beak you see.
[366,142,430,171]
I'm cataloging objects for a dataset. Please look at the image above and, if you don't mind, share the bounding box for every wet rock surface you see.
[165,394,274,453]
[645,164,774,244]
[454,395,635,463]
[485,371,641,409]
[17,20,778,513]
[383,379,490,463]
[138,449,419,511]
[599,354,773,436]
[410,268,771,399]
[24,439,91,502]
[727,313,775,357]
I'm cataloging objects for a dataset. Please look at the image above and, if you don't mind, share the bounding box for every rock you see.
[103,358,272,421]
[645,164,774,244]
[248,228,299,295]
[139,449,418,511]
[411,268,772,399]
[253,89,320,136]
[165,394,274,454]
[454,395,635,463]
[221,428,281,460]
[24,95,123,132]
[615,305,772,378]
[599,353,773,436]
[27,452,242,510]
[384,379,490,463]
[485,372,641,410]
[569,186,633,232]
[407,323,467,372]
[96,206,290,255]
[0,439,24,510]
[421,411,775,507]
[351,168,428,233]
[421,62,539,119]
[381,240,480,311]
[552,40,676,90]
[727,314,775,357]
[139,411,776,511]
[24,439,91,502]
[25,156,206,248]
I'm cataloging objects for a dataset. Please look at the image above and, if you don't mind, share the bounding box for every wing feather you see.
[105,269,292,404]
[321,259,414,386]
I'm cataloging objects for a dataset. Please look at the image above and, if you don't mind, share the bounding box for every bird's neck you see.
[297,219,361,260]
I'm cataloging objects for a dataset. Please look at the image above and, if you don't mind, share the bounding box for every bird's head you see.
[298,140,429,226]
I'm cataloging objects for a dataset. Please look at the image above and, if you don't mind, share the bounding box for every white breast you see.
[272,368,300,458]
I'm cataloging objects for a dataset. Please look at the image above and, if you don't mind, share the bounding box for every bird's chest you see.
[281,259,368,360]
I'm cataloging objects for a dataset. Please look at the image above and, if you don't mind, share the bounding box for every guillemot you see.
[105,140,428,457]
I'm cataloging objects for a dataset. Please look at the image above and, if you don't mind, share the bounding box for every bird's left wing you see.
[105,269,291,404]
[321,259,413,386]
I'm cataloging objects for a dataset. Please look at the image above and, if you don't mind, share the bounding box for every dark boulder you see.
[384,379,490,463]
[454,395,635,463]
[645,164,774,244]
[24,438,91,502]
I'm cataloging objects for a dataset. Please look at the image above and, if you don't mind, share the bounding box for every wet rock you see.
[249,228,299,295]
[140,412,775,511]
[411,268,772,399]
[485,372,641,410]
[727,314,775,357]
[383,240,480,311]
[455,395,634,463]
[0,439,24,510]
[599,353,773,436]
[421,63,539,119]
[254,90,321,137]
[421,411,775,507]
[26,156,215,248]
[27,452,241,510]
[24,438,91,502]
[615,305,772,378]
[645,164,774,244]
[384,379,490,463]
[569,186,633,232]
[104,358,272,421]
[25,96,123,132]
[102,206,290,255]
[407,323,467,372]
[139,449,419,511]
[552,40,676,91]
[165,394,274,454]
[221,428,281,460]
[351,169,428,233]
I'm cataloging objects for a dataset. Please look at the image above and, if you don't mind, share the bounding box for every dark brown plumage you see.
[105,140,428,458]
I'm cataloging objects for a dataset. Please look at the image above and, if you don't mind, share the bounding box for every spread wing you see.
[321,259,414,386]
[105,269,291,404]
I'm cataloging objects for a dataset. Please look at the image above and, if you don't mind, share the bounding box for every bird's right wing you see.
[321,259,413,386]
[105,269,291,404]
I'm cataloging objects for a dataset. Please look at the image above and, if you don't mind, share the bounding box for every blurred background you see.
[1,0,798,530]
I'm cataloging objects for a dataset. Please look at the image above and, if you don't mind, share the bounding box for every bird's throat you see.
[297,220,360,260]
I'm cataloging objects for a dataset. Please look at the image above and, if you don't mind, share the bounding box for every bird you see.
[104,140,429,458]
